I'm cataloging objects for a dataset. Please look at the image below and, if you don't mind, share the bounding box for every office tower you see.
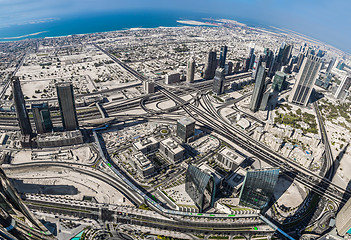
[264,48,274,71]
[185,164,216,212]
[227,61,233,75]
[336,197,351,236]
[212,68,225,95]
[176,117,195,142]
[203,50,217,80]
[326,58,336,73]
[272,71,287,92]
[296,53,305,72]
[0,168,53,239]
[250,62,267,112]
[187,56,195,83]
[316,50,326,58]
[336,61,345,70]
[239,168,279,210]
[12,76,33,136]
[234,62,241,73]
[144,81,155,94]
[248,46,255,70]
[282,44,293,65]
[32,103,53,134]
[288,55,322,106]
[219,46,228,68]
[56,82,79,130]
[334,75,351,100]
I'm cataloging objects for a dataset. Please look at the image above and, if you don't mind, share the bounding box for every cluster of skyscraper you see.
[246,41,326,111]
[12,76,79,146]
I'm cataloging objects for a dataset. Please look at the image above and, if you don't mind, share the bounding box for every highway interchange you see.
[0,43,346,240]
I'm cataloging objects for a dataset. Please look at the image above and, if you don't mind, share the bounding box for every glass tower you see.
[56,82,79,131]
[185,164,216,212]
[12,76,32,136]
[32,103,53,134]
[239,168,279,210]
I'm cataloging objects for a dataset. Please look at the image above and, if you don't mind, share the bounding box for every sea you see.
[0,10,266,42]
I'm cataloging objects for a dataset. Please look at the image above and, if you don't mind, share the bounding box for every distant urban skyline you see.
[0,0,350,54]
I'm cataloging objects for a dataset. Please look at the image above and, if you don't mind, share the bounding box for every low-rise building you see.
[133,137,159,154]
[159,138,184,163]
[133,152,154,178]
[36,130,83,148]
[216,147,245,171]
[223,167,247,195]
[165,72,180,85]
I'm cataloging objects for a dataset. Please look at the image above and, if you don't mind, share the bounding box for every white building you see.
[216,147,245,171]
[133,137,159,154]
[159,138,184,163]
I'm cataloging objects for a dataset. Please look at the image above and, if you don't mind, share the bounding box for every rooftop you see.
[161,138,184,154]
[178,116,195,126]
[218,147,246,165]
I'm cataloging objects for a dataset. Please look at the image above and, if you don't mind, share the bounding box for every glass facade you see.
[185,164,216,212]
[239,168,279,210]
[176,117,195,142]
[32,103,53,134]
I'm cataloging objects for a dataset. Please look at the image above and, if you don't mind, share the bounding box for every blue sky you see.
[0,0,350,53]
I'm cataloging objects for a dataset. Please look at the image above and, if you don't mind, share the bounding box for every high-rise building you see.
[219,46,228,68]
[56,82,79,130]
[336,61,345,70]
[212,67,225,95]
[227,61,233,75]
[187,56,195,83]
[12,76,33,136]
[334,75,351,100]
[176,117,195,142]
[282,44,293,66]
[0,168,53,239]
[326,58,336,73]
[203,50,217,80]
[288,55,322,106]
[248,47,255,70]
[296,53,305,72]
[336,197,351,236]
[272,71,287,92]
[185,164,216,212]
[32,102,53,134]
[239,168,279,210]
[144,81,155,94]
[250,62,267,112]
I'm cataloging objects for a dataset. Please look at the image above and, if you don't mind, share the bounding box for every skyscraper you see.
[288,55,322,106]
[296,53,305,72]
[212,67,225,95]
[272,71,287,92]
[250,62,267,112]
[12,76,33,136]
[176,117,195,142]
[334,75,351,100]
[32,102,53,134]
[185,164,216,212]
[326,58,336,73]
[219,45,228,68]
[248,47,255,70]
[56,82,79,130]
[0,168,53,239]
[239,168,279,210]
[203,50,217,80]
[187,56,195,83]
[336,197,351,236]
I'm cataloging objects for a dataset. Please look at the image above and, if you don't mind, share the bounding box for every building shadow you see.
[310,90,325,104]
[10,179,78,195]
